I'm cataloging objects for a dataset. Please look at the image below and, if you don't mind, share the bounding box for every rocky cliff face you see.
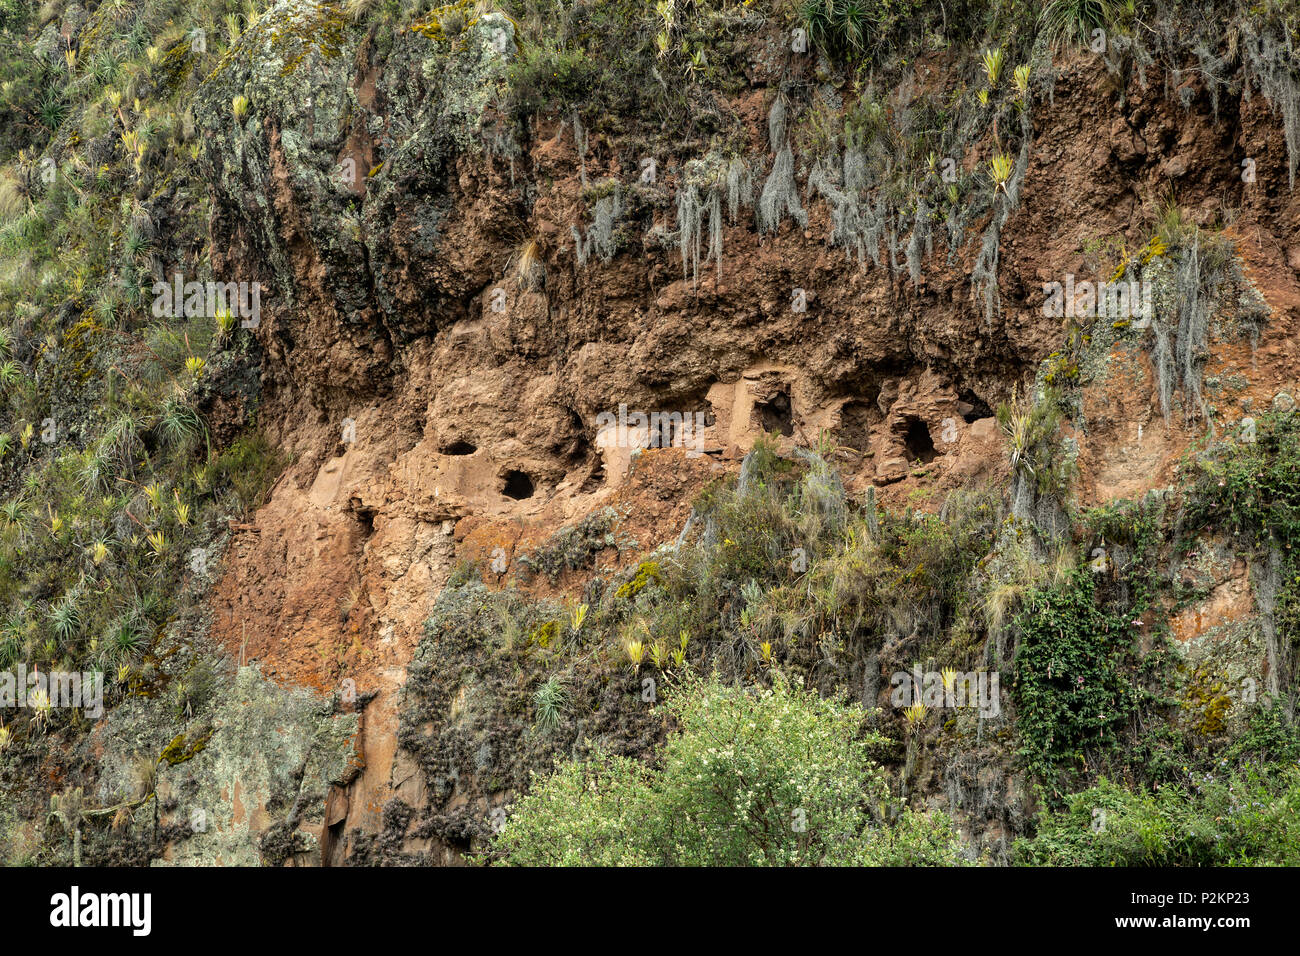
[3,0,1300,866]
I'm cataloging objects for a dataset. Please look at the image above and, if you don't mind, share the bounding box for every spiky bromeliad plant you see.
[1039,0,1115,48]
[981,47,1005,87]
[532,675,570,734]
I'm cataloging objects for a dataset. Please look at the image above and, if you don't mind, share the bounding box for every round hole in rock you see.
[440,440,477,456]
[502,470,535,499]
[902,418,937,463]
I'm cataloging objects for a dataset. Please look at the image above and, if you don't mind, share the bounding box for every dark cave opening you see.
[838,400,877,455]
[957,389,994,423]
[502,470,535,499]
[902,418,937,463]
[755,391,794,437]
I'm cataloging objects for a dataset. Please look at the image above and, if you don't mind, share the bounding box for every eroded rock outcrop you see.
[127,1,1300,861]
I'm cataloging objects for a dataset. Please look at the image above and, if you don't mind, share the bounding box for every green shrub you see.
[1183,412,1300,550]
[997,386,1071,498]
[796,0,924,61]
[1038,0,1116,49]
[506,42,599,121]
[210,431,286,512]
[1015,768,1300,866]
[0,0,26,32]
[492,671,968,865]
[1013,566,1164,787]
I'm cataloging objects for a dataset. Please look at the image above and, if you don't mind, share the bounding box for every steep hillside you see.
[3,0,1300,867]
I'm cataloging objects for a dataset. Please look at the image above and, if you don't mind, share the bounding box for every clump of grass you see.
[532,675,570,734]
[1039,0,1115,49]
[511,237,544,291]
[1013,63,1031,97]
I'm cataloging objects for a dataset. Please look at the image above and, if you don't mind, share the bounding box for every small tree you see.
[494,672,967,866]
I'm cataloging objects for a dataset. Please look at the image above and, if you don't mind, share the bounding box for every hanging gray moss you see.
[1240,22,1300,190]
[676,184,723,285]
[726,157,753,222]
[767,95,787,153]
[844,146,868,193]
[1141,233,1234,425]
[1174,237,1211,421]
[905,197,934,286]
[807,153,885,267]
[944,201,968,265]
[708,191,723,275]
[970,113,1032,329]
[970,224,1003,329]
[1252,547,1294,719]
[1151,311,1176,423]
[572,186,623,266]
[758,143,806,234]
[677,185,702,282]
[675,155,734,284]
[1100,31,1154,95]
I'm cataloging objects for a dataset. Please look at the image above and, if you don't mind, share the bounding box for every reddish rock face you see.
[194,20,1300,861]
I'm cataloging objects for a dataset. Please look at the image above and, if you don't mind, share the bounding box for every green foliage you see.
[1079,493,1166,608]
[0,0,279,749]
[796,0,924,61]
[1015,768,1300,866]
[0,0,26,33]
[759,486,998,658]
[531,674,569,733]
[1181,412,1300,700]
[493,671,968,865]
[503,0,677,135]
[208,431,286,513]
[505,42,601,121]
[1013,566,1165,787]
[997,386,1071,498]
[1038,0,1115,48]
[686,437,804,589]
[1221,703,1300,767]
[1183,412,1300,551]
